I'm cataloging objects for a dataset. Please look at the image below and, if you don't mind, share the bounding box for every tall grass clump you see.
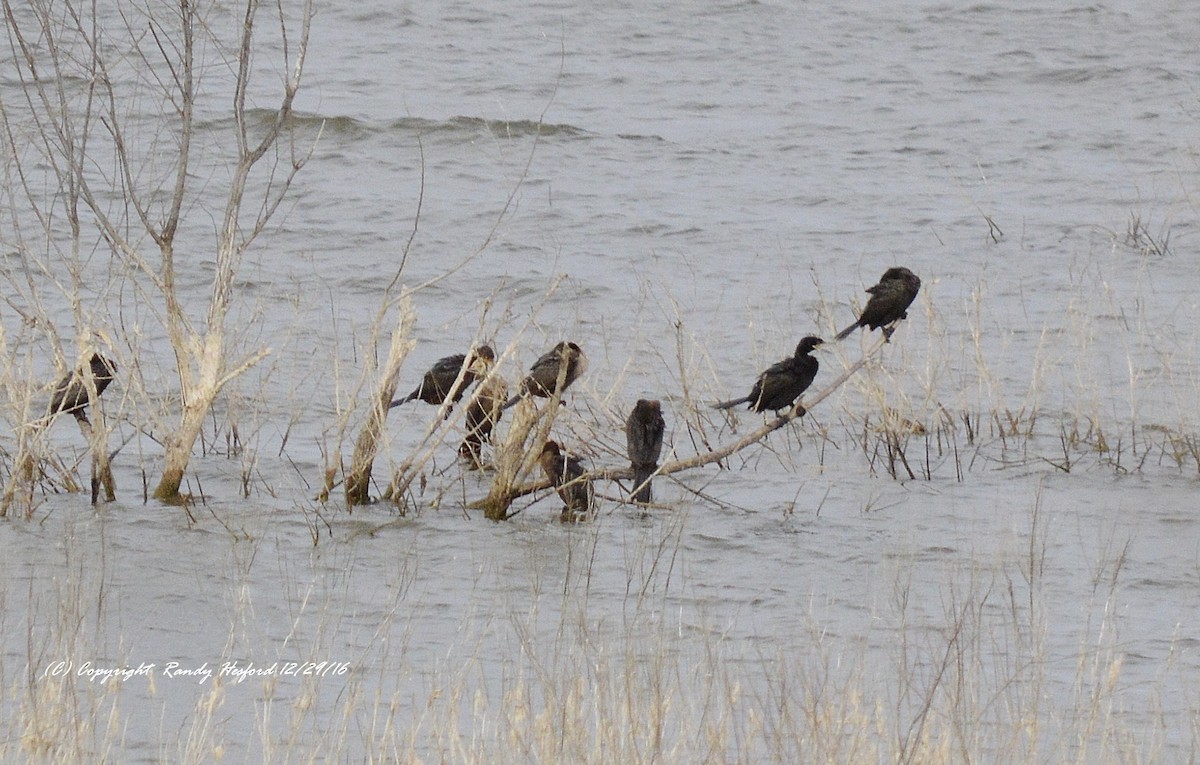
[313,493,1186,763]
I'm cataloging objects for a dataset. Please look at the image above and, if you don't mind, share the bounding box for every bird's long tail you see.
[631,464,656,504]
[713,396,751,410]
[387,393,416,409]
[834,321,860,341]
[499,394,522,411]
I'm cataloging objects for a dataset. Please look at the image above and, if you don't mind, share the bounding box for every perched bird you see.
[48,353,118,425]
[714,336,823,413]
[458,374,509,467]
[390,345,495,411]
[502,341,587,410]
[538,439,595,522]
[625,399,665,503]
[834,266,921,341]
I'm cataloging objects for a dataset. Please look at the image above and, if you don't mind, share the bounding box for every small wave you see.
[201,111,589,142]
[294,112,373,139]
[194,109,358,138]
[390,115,589,139]
[1030,65,1128,85]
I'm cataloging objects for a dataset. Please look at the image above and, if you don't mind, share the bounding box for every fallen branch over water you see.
[470,331,892,518]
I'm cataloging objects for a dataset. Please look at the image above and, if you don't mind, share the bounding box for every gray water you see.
[2,0,1199,761]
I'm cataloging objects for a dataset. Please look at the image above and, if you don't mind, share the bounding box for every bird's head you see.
[470,344,497,372]
[564,342,587,373]
[89,353,117,379]
[795,336,825,355]
[634,398,661,416]
[880,266,918,285]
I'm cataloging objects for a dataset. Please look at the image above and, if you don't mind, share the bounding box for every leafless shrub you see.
[0,0,316,506]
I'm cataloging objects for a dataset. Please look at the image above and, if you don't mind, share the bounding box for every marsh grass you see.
[812,264,1200,486]
[1123,212,1172,258]
[1,492,1186,763]
[2,243,1197,519]
[299,250,1200,526]
[6,533,125,762]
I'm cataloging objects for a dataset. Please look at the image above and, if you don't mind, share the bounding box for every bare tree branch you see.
[473,331,895,512]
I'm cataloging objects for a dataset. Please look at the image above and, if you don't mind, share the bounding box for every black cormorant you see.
[458,375,509,467]
[714,336,823,413]
[538,439,594,522]
[625,399,665,503]
[502,341,586,410]
[49,353,117,425]
[834,267,921,341]
[389,345,495,411]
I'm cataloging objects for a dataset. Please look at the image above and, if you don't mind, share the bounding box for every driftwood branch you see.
[474,330,894,512]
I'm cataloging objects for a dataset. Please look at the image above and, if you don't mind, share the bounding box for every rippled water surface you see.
[3,0,1199,761]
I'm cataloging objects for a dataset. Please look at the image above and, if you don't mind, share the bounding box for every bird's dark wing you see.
[626,413,665,465]
[751,355,815,411]
[428,354,469,377]
[858,280,908,329]
[399,353,472,406]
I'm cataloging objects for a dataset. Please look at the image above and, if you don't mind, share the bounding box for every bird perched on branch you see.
[625,399,665,503]
[502,341,586,410]
[834,266,921,341]
[458,374,509,467]
[48,353,117,425]
[390,345,495,411]
[714,336,823,414]
[538,439,594,522]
